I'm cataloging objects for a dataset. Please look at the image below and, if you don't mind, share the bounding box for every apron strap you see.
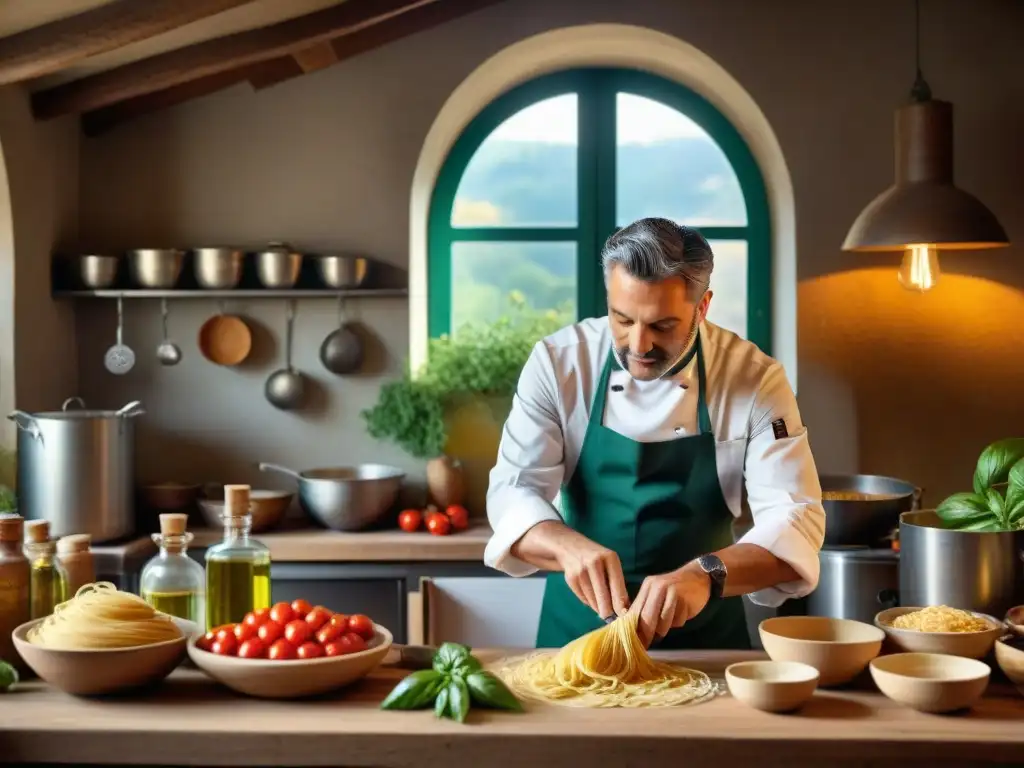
[592,346,617,420]
[695,332,712,436]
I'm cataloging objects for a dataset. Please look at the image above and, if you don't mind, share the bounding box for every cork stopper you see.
[159,513,188,536]
[57,533,92,554]
[223,484,251,518]
[0,513,23,543]
[25,519,50,543]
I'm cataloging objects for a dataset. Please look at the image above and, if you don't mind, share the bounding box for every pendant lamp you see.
[842,0,1009,292]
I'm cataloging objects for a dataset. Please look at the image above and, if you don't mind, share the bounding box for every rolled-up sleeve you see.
[483,341,566,577]
[736,363,826,607]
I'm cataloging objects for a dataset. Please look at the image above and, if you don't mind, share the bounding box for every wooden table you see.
[1,650,1022,767]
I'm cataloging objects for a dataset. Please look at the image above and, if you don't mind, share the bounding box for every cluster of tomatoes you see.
[195,599,376,661]
[397,503,469,536]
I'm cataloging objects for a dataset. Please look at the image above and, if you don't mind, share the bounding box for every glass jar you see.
[23,520,68,619]
[140,513,206,629]
[57,533,95,595]
[0,514,30,672]
[205,485,271,628]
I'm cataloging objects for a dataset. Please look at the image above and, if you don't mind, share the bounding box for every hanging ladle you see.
[156,298,182,366]
[265,299,305,411]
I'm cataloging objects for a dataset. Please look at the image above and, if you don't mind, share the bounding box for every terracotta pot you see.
[426,455,464,508]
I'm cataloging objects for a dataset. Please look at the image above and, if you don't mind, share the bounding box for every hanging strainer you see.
[104,295,136,375]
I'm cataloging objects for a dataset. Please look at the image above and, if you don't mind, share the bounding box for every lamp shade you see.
[842,98,1009,252]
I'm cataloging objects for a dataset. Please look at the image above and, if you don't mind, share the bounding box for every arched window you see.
[427,67,772,352]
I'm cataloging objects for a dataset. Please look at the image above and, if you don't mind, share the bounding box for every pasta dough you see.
[495,612,717,708]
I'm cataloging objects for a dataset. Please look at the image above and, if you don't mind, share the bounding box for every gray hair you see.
[600,217,714,297]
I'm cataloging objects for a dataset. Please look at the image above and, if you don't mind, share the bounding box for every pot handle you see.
[7,410,42,443]
[116,401,145,418]
[911,486,925,511]
[62,397,86,411]
[258,462,302,482]
[877,588,899,610]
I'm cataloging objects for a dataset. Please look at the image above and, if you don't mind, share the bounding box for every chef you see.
[484,217,826,649]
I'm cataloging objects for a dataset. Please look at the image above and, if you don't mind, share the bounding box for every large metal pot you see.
[807,547,900,624]
[820,473,921,547]
[8,399,144,543]
[899,510,1024,618]
[258,462,404,531]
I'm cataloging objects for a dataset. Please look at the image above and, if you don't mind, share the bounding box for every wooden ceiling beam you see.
[0,0,257,87]
[32,0,439,120]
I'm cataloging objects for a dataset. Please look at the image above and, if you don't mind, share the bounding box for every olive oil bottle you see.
[23,520,68,619]
[205,485,271,628]
[140,513,206,629]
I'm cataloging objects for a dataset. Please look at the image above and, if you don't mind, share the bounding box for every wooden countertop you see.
[2,650,1022,767]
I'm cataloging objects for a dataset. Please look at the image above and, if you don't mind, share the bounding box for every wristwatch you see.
[695,554,728,600]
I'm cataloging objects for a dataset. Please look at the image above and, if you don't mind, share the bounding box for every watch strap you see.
[696,553,727,600]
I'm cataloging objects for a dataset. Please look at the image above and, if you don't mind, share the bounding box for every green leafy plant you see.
[0,660,17,692]
[380,642,522,722]
[360,292,570,460]
[936,438,1024,532]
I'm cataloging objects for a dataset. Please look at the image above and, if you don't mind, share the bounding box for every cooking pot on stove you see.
[820,474,921,548]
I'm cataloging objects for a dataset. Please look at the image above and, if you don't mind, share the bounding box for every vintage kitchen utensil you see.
[819,473,921,548]
[126,248,184,289]
[899,510,1024,619]
[7,399,145,542]
[74,254,119,289]
[265,300,305,410]
[193,247,244,289]
[197,302,251,366]
[258,461,404,531]
[255,242,302,288]
[156,298,182,366]
[104,295,135,375]
[316,254,368,288]
[319,296,364,374]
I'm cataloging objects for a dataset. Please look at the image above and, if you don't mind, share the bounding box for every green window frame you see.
[427,67,772,353]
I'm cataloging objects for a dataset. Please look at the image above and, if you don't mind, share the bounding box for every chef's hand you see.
[630,564,711,647]
[554,533,630,621]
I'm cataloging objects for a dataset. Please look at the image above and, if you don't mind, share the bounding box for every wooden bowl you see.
[187,623,393,698]
[869,652,990,713]
[1004,606,1024,636]
[874,607,1003,659]
[725,660,819,712]
[198,314,251,366]
[12,616,192,696]
[994,634,1024,696]
[197,489,292,532]
[140,482,201,510]
[759,616,884,687]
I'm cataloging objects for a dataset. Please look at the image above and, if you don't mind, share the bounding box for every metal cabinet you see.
[419,575,546,648]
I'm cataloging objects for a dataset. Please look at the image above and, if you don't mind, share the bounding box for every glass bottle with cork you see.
[205,484,271,628]
[23,520,68,619]
[140,513,206,628]
[56,534,95,595]
[0,514,30,672]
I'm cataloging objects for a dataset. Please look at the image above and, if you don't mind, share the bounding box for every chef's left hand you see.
[630,564,711,647]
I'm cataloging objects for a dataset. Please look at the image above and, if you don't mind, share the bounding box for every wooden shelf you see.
[53,288,408,299]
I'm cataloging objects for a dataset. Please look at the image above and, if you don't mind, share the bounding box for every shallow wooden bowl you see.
[725,660,819,712]
[187,623,393,699]
[758,616,884,687]
[1005,606,1024,637]
[874,607,1003,659]
[12,616,192,696]
[869,652,990,713]
[994,634,1024,696]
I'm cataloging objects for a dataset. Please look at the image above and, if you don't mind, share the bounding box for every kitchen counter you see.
[2,649,1022,767]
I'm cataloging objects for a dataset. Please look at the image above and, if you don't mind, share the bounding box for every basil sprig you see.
[937,439,1024,532]
[381,642,523,722]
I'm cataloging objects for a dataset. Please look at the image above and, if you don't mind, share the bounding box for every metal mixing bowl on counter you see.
[258,462,404,531]
[819,473,921,548]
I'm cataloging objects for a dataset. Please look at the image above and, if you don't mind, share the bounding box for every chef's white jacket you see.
[484,317,826,608]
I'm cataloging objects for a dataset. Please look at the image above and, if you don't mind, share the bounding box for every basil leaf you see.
[380,669,442,710]
[0,661,18,692]
[984,487,1008,529]
[1004,458,1024,518]
[434,685,450,718]
[973,439,1024,495]
[935,492,994,530]
[448,676,471,723]
[466,670,523,712]
[957,517,1004,532]
[453,655,483,679]
[432,642,470,673]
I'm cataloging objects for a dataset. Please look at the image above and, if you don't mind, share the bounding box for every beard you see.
[614,311,701,381]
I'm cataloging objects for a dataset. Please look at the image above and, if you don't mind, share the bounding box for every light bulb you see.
[898,244,940,292]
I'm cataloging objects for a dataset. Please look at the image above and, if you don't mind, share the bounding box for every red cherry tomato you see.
[234,622,258,643]
[269,602,294,625]
[445,504,469,531]
[297,642,324,659]
[212,636,237,656]
[305,606,332,631]
[323,640,345,657]
[238,638,266,659]
[339,632,368,654]
[284,619,312,646]
[257,620,284,645]
[398,509,423,532]
[268,639,296,660]
[243,608,271,628]
[196,632,214,652]
[214,626,237,643]
[328,613,350,629]
[290,599,313,617]
[347,614,375,640]
[316,622,344,645]
[426,512,451,536]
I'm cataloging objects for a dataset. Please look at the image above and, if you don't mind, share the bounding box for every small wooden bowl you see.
[140,482,201,510]
[869,652,990,713]
[725,660,819,712]
[994,634,1024,697]
[197,489,292,532]
[1004,606,1024,636]
[198,314,251,366]
[759,616,884,687]
[874,607,1003,659]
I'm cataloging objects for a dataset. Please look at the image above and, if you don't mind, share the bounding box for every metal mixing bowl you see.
[193,247,244,289]
[316,255,368,289]
[256,244,302,288]
[75,254,120,289]
[127,249,185,289]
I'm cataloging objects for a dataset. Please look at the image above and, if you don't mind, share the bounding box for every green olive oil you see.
[205,557,271,627]
[142,589,201,622]
[23,520,68,620]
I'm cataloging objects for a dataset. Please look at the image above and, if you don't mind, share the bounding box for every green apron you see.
[536,333,750,650]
